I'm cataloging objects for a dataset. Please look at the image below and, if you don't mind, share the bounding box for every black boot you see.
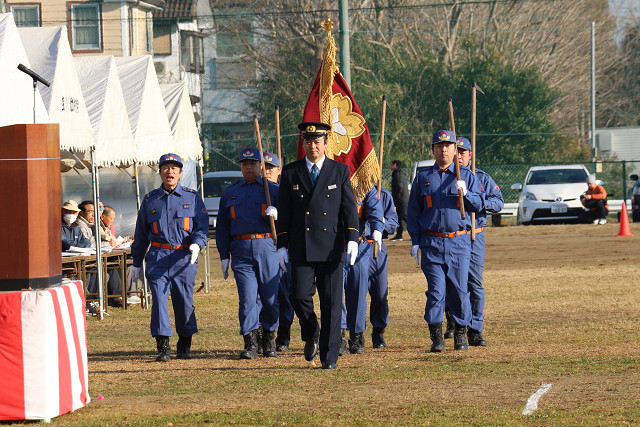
[428,323,445,353]
[348,331,364,354]
[155,336,171,362]
[339,329,348,356]
[275,326,290,352]
[262,329,277,357]
[467,328,487,347]
[372,326,386,349]
[453,322,469,350]
[176,335,192,359]
[444,308,454,339]
[240,330,259,359]
[256,325,264,354]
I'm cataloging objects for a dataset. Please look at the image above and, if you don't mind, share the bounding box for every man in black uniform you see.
[276,122,359,370]
[390,160,409,241]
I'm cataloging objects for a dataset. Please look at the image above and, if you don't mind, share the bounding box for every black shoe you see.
[155,336,171,362]
[262,329,277,357]
[339,329,348,356]
[372,326,386,348]
[348,331,365,354]
[453,322,469,351]
[304,336,319,361]
[444,307,454,339]
[389,235,403,241]
[240,330,259,359]
[321,362,337,369]
[428,323,445,353]
[256,325,264,354]
[467,328,487,347]
[275,326,291,352]
[176,335,192,359]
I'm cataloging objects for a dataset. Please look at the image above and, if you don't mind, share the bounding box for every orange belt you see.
[424,230,467,238]
[233,233,273,240]
[151,242,186,250]
[469,227,484,234]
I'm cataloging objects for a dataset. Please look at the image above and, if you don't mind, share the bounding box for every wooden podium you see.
[0,124,61,291]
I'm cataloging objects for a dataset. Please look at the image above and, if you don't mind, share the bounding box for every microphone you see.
[17,63,51,87]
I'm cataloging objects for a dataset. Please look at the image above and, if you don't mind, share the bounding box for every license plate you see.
[551,204,567,214]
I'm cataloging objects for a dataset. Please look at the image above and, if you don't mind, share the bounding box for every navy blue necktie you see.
[310,164,319,185]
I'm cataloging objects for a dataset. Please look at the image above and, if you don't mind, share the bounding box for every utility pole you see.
[590,21,596,164]
[338,0,351,88]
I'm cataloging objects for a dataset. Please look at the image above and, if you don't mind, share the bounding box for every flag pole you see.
[253,116,277,244]
[447,98,466,220]
[275,105,282,167]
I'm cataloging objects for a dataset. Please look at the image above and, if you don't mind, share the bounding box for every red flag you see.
[297,20,380,201]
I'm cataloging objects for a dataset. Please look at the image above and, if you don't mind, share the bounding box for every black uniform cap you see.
[298,122,331,139]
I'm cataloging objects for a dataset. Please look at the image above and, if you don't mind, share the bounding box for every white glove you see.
[410,245,420,265]
[266,205,278,221]
[372,230,383,250]
[221,259,229,280]
[277,248,289,272]
[189,243,200,264]
[456,180,468,196]
[131,266,141,283]
[347,241,359,266]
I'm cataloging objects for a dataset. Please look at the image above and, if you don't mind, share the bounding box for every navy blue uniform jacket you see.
[277,158,359,263]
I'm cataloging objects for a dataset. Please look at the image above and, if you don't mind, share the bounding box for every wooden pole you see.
[275,105,282,167]
[471,85,477,241]
[373,96,387,259]
[253,116,277,244]
[447,98,466,220]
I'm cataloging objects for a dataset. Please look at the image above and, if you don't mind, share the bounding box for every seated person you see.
[580,175,609,225]
[75,200,96,247]
[62,200,91,251]
[100,205,139,305]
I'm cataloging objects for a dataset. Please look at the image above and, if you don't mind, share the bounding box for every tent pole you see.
[134,162,150,309]
[198,159,210,293]
[90,150,105,319]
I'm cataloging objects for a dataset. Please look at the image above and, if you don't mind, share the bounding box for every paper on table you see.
[68,246,95,255]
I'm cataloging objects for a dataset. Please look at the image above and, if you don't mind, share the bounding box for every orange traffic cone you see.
[617,202,634,237]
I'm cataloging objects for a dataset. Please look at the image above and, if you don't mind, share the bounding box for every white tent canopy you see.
[19,26,94,152]
[114,55,173,165]
[74,55,136,167]
[0,13,48,127]
[160,81,202,162]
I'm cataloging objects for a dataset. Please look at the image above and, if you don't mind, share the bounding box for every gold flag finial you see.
[322,18,334,33]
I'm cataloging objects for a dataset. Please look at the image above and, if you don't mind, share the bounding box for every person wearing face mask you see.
[61,200,91,251]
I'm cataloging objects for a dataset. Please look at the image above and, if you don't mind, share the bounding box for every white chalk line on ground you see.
[522,383,553,415]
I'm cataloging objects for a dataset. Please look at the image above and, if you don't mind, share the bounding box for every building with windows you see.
[4,0,162,56]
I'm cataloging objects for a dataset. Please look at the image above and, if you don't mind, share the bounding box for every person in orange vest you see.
[581,175,608,225]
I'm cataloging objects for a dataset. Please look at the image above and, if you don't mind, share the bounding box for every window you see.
[181,31,204,74]
[10,4,41,27]
[153,21,171,55]
[128,7,135,53]
[213,9,255,88]
[69,3,101,51]
[145,11,153,54]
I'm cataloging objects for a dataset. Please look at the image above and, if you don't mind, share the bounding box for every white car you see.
[202,171,243,232]
[511,165,590,225]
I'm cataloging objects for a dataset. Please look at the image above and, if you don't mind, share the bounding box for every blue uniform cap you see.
[456,137,472,151]
[239,147,262,163]
[263,152,280,167]
[159,153,183,168]
[432,130,456,145]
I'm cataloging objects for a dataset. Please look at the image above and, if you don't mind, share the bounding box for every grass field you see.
[36,222,640,425]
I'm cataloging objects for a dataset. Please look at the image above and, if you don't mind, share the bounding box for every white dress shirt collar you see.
[305,155,326,173]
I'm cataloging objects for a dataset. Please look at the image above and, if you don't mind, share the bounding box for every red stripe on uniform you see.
[49,290,73,416]
[0,292,24,420]
[425,195,432,208]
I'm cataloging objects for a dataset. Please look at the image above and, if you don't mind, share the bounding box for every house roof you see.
[153,0,196,20]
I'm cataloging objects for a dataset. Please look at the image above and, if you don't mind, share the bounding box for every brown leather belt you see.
[233,233,273,240]
[151,242,186,250]
[424,230,467,238]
